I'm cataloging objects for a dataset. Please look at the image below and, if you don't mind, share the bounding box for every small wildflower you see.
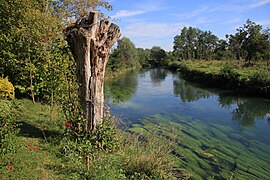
[65,122,71,127]
[29,146,33,151]
[7,165,12,172]
[35,146,40,150]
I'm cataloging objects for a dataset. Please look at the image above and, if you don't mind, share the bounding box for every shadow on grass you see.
[44,164,91,179]
[18,121,60,140]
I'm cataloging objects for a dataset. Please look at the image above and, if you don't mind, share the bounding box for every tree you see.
[137,48,150,67]
[227,19,270,64]
[0,0,67,103]
[65,11,121,132]
[214,39,235,60]
[108,37,140,70]
[149,46,167,67]
[52,0,112,22]
[173,27,219,60]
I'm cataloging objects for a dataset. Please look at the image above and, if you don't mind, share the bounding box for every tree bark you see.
[65,11,121,132]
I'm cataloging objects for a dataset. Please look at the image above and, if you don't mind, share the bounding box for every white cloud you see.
[111,10,145,19]
[224,18,242,24]
[123,22,185,38]
[173,6,209,19]
[257,19,270,25]
[250,0,270,8]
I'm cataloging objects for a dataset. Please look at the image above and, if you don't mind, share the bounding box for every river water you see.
[105,69,270,179]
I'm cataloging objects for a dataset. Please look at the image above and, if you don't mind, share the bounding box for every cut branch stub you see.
[65,11,121,132]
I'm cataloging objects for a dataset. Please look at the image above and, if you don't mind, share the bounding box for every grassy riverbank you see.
[168,60,270,97]
[0,99,180,179]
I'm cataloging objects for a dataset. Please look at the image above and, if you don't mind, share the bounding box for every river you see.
[105,69,270,179]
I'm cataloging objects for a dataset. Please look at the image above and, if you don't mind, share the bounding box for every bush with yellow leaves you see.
[0,77,15,100]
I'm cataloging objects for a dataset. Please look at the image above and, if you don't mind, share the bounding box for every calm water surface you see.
[105,69,270,179]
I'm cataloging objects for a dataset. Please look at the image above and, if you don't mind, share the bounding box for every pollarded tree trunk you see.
[65,11,121,132]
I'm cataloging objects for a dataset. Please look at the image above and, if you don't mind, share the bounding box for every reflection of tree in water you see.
[173,78,212,102]
[105,72,138,103]
[173,74,270,126]
[219,94,270,126]
[149,69,168,85]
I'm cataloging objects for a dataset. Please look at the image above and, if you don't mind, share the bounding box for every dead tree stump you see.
[65,11,121,132]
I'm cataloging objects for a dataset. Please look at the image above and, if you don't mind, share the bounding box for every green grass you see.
[0,99,180,179]
[168,60,270,96]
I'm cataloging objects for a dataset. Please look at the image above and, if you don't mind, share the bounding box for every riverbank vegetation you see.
[0,99,181,179]
[1,0,269,179]
[166,20,270,96]
[168,60,270,96]
[0,1,180,179]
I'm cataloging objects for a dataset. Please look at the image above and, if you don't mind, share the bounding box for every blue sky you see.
[104,0,270,51]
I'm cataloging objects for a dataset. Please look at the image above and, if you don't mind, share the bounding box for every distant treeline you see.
[108,37,167,70]
[173,20,270,64]
[109,19,270,71]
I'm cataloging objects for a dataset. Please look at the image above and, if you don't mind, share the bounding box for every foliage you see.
[0,0,69,102]
[0,101,19,156]
[0,0,110,103]
[61,117,120,157]
[148,46,168,67]
[137,48,151,67]
[173,27,219,60]
[0,77,15,100]
[52,0,112,22]
[227,20,270,64]
[170,60,270,96]
[172,20,270,64]
[108,37,140,70]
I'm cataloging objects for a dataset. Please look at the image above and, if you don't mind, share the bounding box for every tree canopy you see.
[173,20,270,64]
[0,0,113,103]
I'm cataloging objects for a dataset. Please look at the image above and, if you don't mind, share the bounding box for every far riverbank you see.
[167,60,270,97]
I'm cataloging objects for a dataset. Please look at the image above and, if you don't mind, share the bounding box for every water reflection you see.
[173,76,270,126]
[106,69,270,127]
[105,71,138,103]
[173,79,212,102]
[230,98,270,126]
[149,69,168,85]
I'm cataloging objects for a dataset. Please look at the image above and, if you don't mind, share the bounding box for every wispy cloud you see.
[123,22,186,38]
[257,18,270,25]
[224,18,242,24]
[111,10,144,18]
[173,6,209,19]
[174,0,270,21]
[111,0,167,19]
[250,0,270,8]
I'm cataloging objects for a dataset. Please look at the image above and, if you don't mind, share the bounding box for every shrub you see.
[60,116,120,170]
[220,63,239,80]
[0,77,15,100]
[0,101,19,156]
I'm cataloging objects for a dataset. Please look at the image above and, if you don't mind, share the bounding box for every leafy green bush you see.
[60,116,120,169]
[0,77,15,100]
[220,63,239,80]
[0,100,19,156]
[252,68,270,83]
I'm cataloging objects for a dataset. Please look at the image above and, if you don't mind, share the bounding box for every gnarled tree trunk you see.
[65,11,121,132]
